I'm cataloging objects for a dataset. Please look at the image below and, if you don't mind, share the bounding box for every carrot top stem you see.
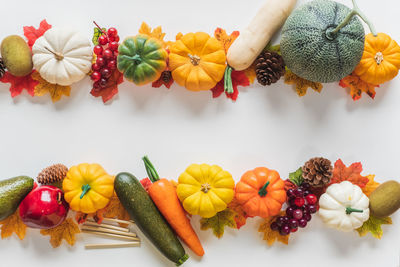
[143,156,160,183]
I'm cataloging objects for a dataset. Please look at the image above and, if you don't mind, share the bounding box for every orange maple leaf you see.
[244,64,256,84]
[362,175,380,196]
[103,193,131,226]
[339,73,379,101]
[330,159,369,188]
[227,197,248,229]
[258,211,289,246]
[139,22,166,47]
[31,71,71,102]
[40,218,80,248]
[0,210,27,240]
[214,28,240,54]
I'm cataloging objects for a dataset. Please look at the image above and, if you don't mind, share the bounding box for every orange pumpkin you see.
[168,32,226,91]
[354,33,400,85]
[235,167,286,218]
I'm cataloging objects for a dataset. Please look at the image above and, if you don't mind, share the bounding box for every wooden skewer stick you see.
[81,229,140,241]
[81,226,137,237]
[85,242,141,249]
[83,221,130,233]
[87,217,135,225]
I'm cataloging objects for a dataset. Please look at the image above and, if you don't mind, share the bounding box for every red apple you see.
[19,185,69,229]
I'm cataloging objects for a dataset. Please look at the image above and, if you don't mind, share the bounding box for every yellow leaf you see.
[0,210,27,240]
[40,218,80,248]
[103,193,131,226]
[200,209,237,238]
[362,175,380,197]
[284,70,323,97]
[244,64,256,84]
[258,211,289,246]
[138,22,166,47]
[31,72,71,102]
[214,28,239,54]
[356,215,392,239]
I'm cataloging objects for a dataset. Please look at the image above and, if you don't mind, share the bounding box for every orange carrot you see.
[143,156,204,257]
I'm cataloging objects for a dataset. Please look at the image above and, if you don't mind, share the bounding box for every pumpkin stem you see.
[125,54,143,65]
[188,54,200,66]
[142,155,160,183]
[258,181,270,197]
[224,66,234,94]
[44,46,64,61]
[80,184,91,199]
[201,183,211,193]
[345,207,364,214]
[327,0,377,39]
[374,52,384,65]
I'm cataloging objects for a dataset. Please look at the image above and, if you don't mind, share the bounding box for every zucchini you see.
[115,172,188,266]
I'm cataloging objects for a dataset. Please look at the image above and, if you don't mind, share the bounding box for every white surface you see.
[0,0,399,266]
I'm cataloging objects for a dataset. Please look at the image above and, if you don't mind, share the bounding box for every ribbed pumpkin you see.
[354,33,400,85]
[280,0,365,83]
[117,35,167,85]
[169,32,226,91]
[177,163,234,218]
[235,167,286,218]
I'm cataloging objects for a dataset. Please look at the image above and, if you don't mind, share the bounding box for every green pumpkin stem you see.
[142,156,160,183]
[258,181,270,197]
[80,184,91,199]
[345,207,364,214]
[224,66,234,94]
[328,0,377,38]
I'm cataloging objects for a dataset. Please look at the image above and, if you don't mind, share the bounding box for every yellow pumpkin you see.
[354,33,400,84]
[63,163,114,214]
[177,163,234,218]
[169,32,226,91]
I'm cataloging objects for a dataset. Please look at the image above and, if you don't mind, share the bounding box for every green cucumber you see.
[115,172,188,266]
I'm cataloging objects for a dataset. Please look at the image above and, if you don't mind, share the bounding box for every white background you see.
[0,0,399,266]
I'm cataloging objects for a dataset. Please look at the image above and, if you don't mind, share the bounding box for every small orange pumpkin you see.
[354,33,400,85]
[235,167,286,218]
[168,32,226,91]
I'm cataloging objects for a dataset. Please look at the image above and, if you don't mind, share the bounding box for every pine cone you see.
[37,164,68,185]
[0,58,6,79]
[255,51,285,86]
[302,157,333,187]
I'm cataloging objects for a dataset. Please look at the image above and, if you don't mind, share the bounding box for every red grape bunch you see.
[90,22,120,91]
[270,182,319,236]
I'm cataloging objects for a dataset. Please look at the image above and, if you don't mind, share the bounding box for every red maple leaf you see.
[211,70,250,101]
[0,71,39,97]
[152,70,173,89]
[330,159,369,188]
[23,19,52,49]
[140,178,152,192]
[90,70,123,103]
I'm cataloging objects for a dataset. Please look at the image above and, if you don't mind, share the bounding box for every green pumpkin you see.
[280,0,365,83]
[117,35,167,85]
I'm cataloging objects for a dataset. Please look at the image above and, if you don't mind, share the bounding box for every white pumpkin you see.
[32,27,92,86]
[319,181,369,232]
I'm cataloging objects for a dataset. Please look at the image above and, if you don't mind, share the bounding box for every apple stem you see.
[80,184,91,199]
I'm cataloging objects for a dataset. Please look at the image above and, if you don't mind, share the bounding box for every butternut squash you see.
[227,0,297,71]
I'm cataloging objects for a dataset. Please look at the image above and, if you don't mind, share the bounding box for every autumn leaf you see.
[244,64,256,84]
[200,209,237,238]
[0,71,39,97]
[330,159,369,188]
[103,193,131,226]
[90,70,123,103]
[339,73,379,101]
[139,22,166,47]
[0,210,27,240]
[258,211,289,246]
[214,28,240,54]
[284,69,323,97]
[92,27,107,45]
[362,175,380,197]
[356,215,392,239]
[75,208,106,225]
[40,218,80,248]
[31,71,70,102]
[284,179,296,191]
[227,198,249,229]
[23,19,52,48]
[211,70,250,101]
